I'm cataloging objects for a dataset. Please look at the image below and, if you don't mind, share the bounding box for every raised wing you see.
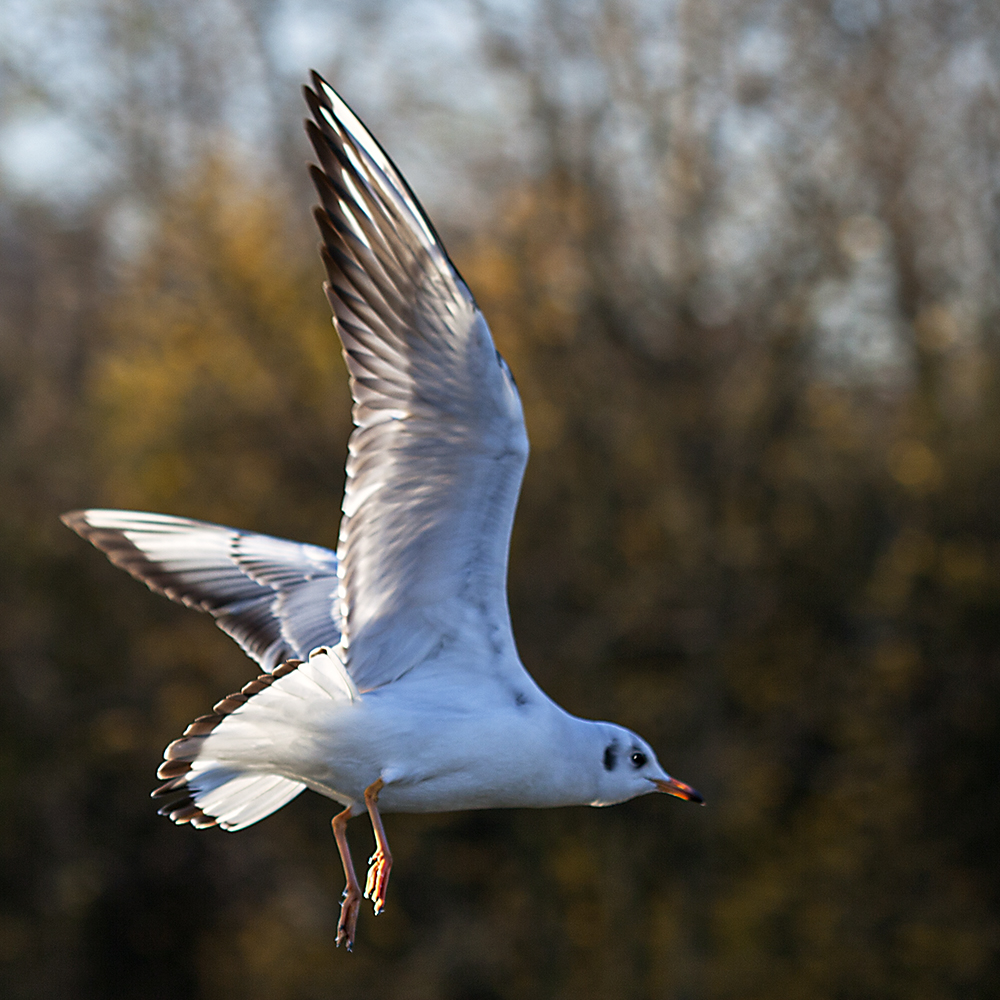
[62,510,340,672]
[304,72,529,690]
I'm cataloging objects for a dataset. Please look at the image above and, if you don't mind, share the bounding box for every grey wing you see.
[62,510,340,672]
[304,73,530,691]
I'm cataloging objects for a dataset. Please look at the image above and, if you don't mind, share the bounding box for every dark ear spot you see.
[514,691,528,707]
[603,743,618,771]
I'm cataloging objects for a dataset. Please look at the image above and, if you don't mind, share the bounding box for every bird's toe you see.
[364,849,392,914]
[336,884,362,950]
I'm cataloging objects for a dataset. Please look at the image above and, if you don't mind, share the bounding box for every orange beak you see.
[652,776,704,804]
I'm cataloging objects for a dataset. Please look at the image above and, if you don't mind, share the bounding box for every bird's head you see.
[589,723,703,808]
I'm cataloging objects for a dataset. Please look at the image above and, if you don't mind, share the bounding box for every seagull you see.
[63,71,702,950]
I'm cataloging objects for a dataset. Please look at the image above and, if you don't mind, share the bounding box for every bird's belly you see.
[280,677,582,813]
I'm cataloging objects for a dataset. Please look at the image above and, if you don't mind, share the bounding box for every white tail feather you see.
[156,648,356,829]
[188,770,307,831]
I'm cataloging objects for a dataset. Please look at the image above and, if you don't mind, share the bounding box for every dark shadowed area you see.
[2,1,999,997]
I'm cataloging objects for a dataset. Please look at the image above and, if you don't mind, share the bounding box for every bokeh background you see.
[2,0,999,997]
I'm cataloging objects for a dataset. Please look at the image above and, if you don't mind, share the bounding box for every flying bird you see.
[63,71,702,950]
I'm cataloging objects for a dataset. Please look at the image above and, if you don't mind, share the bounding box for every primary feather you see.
[60,510,340,672]
[304,74,530,692]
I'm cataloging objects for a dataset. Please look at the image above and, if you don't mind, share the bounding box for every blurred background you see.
[2,0,999,997]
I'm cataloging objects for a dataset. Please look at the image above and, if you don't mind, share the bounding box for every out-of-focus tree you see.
[92,159,348,538]
[2,1,1000,998]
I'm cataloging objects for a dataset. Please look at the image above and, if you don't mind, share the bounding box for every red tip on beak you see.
[652,776,704,804]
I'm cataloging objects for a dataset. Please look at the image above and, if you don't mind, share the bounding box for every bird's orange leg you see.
[363,778,392,915]
[331,805,362,950]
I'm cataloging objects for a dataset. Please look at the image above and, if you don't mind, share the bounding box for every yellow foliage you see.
[91,158,348,536]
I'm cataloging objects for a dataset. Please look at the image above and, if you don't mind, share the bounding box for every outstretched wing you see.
[304,73,529,691]
[62,510,340,672]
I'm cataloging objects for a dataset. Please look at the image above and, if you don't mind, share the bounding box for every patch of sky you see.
[321,0,530,231]
[0,0,118,115]
[0,113,116,206]
[813,215,908,379]
[596,104,661,207]
[715,102,786,166]
[266,0,345,77]
[709,174,784,268]
[637,34,683,93]
[738,25,789,78]
[384,0,481,83]
[948,39,1000,96]
[831,0,883,36]
[552,55,608,116]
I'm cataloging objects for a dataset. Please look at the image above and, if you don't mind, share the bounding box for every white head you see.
[588,722,703,808]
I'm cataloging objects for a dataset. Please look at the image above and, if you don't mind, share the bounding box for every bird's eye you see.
[630,750,647,768]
